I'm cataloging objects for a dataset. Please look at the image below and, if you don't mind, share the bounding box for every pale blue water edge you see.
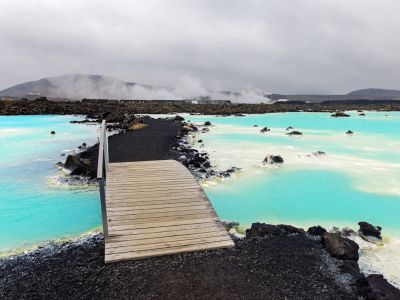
[178,111,400,234]
[0,115,101,253]
[208,169,400,232]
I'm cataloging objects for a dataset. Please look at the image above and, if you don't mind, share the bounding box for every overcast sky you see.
[1,0,400,94]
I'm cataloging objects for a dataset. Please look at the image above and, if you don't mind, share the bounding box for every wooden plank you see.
[107,204,209,215]
[108,212,215,225]
[106,192,206,202]
[109,224,222,238]
[108,209,213,222]
[108,217,218,232]
[106,235,233,255]
[106,199,206,208]
[106,199,205,207]
[107,208,212,220]
[107,177,193,184]
[106,231,229,249]
[107,182,199,190]
[106,222,220,239]
[106,187,203,197]
[106,185,201,192]
[107,201,206,211]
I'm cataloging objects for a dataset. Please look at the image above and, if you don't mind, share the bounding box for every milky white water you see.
[153,111,400,287]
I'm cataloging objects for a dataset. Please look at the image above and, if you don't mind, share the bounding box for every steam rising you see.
[5,74,271,103]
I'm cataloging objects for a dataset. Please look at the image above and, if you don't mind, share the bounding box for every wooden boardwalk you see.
[97,122,234,263]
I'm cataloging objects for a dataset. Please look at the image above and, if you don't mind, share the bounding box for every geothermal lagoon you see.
[1,112,399,286]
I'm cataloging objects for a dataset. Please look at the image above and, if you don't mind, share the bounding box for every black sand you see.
[78,117,181,177]
[108,117,181,163]
[0,234,355,299]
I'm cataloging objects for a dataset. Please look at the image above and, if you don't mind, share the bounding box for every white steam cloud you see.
[40,75,271,103]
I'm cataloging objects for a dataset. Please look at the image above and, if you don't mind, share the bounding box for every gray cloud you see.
[1,0,400,95]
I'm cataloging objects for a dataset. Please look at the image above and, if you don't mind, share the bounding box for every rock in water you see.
[50,131,56,135]
[246,223,285,238]
[204,121,212,126]
[346,130,354,135]
[286,126,294,130]
[307,226,327,236]
[312,151,326,157]
[174,115,185,122]
[263,155,284,164]
[287,130,302,136]
[357,274,400,300]
[260,127,270,133]
[321,232,359,261]
[358,221,382,243]
[63,155,91,176]
[331,111,350,117]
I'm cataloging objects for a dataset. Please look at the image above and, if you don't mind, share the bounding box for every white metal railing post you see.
[97,120,108,238]
[103,120,109,172]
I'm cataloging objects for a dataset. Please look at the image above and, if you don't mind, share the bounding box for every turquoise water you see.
[208,169,400,232]
[0,115,101,253]
[179,111,400,233]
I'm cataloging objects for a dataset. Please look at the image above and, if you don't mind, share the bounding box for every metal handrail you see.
[97,120,109,237]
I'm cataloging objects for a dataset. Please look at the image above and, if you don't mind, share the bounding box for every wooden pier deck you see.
[97,121,234,263]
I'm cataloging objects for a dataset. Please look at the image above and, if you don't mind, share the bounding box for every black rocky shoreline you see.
[1,112,400,299]
[2,97,400,116]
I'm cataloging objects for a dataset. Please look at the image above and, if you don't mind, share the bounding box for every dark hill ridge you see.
[347,88,400,97]
[0,74,163,100]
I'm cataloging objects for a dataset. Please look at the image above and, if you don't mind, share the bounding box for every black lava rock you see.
[307,226,327,236]
[287,130,302,136]
[358,222,382,240]
[246,223,285,238]
[321,232,359,261]
[357,274,400,300]
[331,111,350,117]
[277,224,305,235]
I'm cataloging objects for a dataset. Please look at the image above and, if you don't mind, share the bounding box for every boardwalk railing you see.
[97,120,109,237]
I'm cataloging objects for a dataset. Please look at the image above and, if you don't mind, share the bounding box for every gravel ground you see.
[0,234,356,299]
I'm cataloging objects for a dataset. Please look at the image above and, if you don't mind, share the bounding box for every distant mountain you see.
[0,74,165,100]
[347,88,400,98]
[0,74,271,103]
